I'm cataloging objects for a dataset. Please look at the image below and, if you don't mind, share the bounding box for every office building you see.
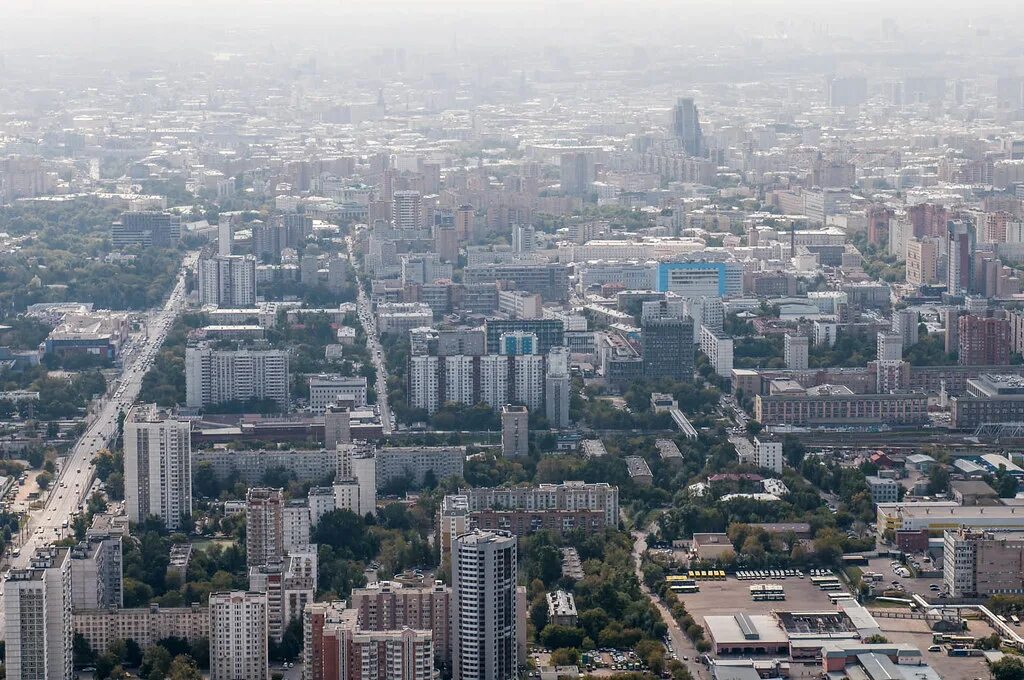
[943,529,1024,598]
[209,591,269,680]
[124,403,192,530]
[110,210,181,249]
[501,405,529,458]
[43,310,129,360]
[308,374,368,412]
[947,219,974,296]
[70,533,123,610]
[560,152,594,196]
[755,383,928,426]
[484,320,564,355]
[392,190,423,230]
[671,97,704,156]
[865,476,900,505]
[784,334,809,370]
[198,254,257,308]
[185,344,290,410]
[642,316,694,381]
[544,347,571,429]
[464,262,571,302]
[699,326,734,376]
[951,374,1024,429]
[376,303,434,335]
[3,546,73,680]
[452,530,518,680]
[246,487,285,568]
[656,261,743,298]
[958,315,1010,366]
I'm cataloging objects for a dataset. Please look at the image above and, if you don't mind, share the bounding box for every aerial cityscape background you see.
[1,1,1024,680]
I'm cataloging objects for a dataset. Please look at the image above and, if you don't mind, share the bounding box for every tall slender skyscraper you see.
[246,487,285,568]
[671,97,704,156]
[124,404,192,530]
[452,530,518,680]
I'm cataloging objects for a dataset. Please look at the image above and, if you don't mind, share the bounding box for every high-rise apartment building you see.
[500,405,529,458]
[124,403,192,530]
[303,602,435,680]
[891,309,920,349]
[452,530,518,680]
[349,580,452,661]
[544,346,571,429]
[249,550,316,642]
[392,190,423,230]
[905,237,939,286]
[958,315,1011,366]
[783,333,809,370]
[70,533,123,610]
[209,591,269,680]
[4,546,73,680]
[246,487,285,568]
[197,254,257,308]
[671,97,704,156]
[185,344,289,410]
[877,331,904,362]
[642,316,695,381]
[947,219,974,296]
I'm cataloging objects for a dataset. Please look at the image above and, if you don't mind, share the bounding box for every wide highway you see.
[3,251,197,582]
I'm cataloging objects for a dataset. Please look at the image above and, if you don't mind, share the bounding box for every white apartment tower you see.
[124,403,192,530]
[4,546,73,680]
[209,591,270,680]
[185,344,290,410]
[197,254,257,308]
[452,530,518,680]
[783,333,809,370]
[392,191,423,231]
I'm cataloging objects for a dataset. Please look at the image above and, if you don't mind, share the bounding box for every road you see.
[2,251,197,599]
[628,522,705,680]
[346,236,392,435]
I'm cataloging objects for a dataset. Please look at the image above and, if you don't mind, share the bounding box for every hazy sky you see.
[0,0,1022,68]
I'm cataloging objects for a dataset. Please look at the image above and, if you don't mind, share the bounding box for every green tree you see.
[992,656,1024,680]
[167,655,203,680]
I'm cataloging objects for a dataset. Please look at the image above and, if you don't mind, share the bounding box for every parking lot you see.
[675,571,853,624]
[863,556,944,598]
[876,616,993,680]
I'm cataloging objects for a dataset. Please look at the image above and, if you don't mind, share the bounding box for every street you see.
[629,522,705,680]
[0,251,197,625]
[346,236,392,435]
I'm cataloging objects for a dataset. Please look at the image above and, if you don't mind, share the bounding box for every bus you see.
[750,584,785,601]
[828,593,856,604]
[666,576,699,593]
[1011,615,1020,626]
[819,582,842,591]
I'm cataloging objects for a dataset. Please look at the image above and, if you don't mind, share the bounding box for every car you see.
[927,645,941,652]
